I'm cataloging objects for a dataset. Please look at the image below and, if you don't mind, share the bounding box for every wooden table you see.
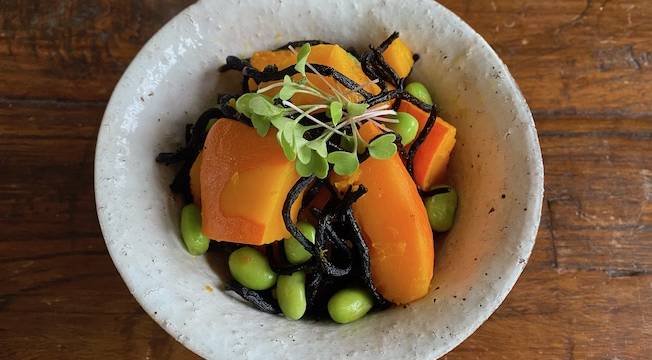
[1,1,650,359]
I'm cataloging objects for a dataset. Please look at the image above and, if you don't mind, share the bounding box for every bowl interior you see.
[95,0,543,358]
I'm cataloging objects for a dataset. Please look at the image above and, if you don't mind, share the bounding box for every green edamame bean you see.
[276,271,307,320]
[327,287,374,324]
[228,247,277,290]
[283,222,316,264]
[425,186,458,232]
[390,112,419,145]
[405,82,433,105]
[180,203,210,256]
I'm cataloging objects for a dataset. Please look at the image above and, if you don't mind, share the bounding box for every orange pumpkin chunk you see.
[200,119,301,245]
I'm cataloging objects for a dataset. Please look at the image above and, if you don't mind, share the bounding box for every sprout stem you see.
[282,100,345,136]
[288,45,348,102]
[369,119,393,133]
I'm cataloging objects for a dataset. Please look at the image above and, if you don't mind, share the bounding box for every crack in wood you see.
[565,336,576,360]
[0,97,107,108]
[532,108,652,120]
[2,272,115,297]
[0,249,107,264]
[606,269,652,278]
[556,0,593,34]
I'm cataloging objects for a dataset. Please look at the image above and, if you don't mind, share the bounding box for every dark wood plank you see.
[0,103,101,241]
[0,313,198,359]
[444,270,652,360]
[0,0,194,102]
[0,102,200,357]
[439,0,652,116]
[446,211,652,359]
[538,117,652,272]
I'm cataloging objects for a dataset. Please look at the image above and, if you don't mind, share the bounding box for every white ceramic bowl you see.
[95,0,544,358]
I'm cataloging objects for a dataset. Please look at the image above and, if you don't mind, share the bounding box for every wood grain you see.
[538,117,652,272]
[0,0,194,102]
[441,0,652,116]
[1,0,650,359]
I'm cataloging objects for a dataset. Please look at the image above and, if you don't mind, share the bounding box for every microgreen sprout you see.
[235,43,400,178]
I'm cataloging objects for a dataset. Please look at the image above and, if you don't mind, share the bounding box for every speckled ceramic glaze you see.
[95,0,544,358]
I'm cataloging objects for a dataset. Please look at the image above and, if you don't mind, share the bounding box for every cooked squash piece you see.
[338,122,434,304]
[398,101,457,191]
[200,119,301,245]
[412,118,457,191]
[382,38,414,79]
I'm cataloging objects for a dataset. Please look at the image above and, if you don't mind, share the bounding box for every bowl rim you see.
[95,0,544,358]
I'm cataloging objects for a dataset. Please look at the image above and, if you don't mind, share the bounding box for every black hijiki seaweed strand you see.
[219,56,252,93]
[219,55,249,72]
[156,107,256,203]
[313,185,391,308]
[155,107,222,164]
[283,176,319,255]
[301,178,337,208]
[305,271,323,313]
[393,133,408,160]
[338,184,368,209]
[358,31,435,117]
[419,186,452,198]
[360,51,387,91]
[310,186,368,279]
[217,94,254,126]
[365,90,400,107]
[361,32,404,89]
[166,162,193,203]
[301,178,326,208]
[406,105,438,177]
[155,150,186,166]
[400,91,433,113]
[185,123,193,144]
[370,46,403,89]
[156,107,224,203]
[242,75,251,94]
[321,219,350,253]
[376,32,400,52]
[191,108,225,151]
[315,213,353,277]
[391,95,403,112]
[225,282,281,314]
[346,46,362,62]
[207,240,240,253]
[345,207,390,308]
[266,241,317,275]
[217,93,237,107]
